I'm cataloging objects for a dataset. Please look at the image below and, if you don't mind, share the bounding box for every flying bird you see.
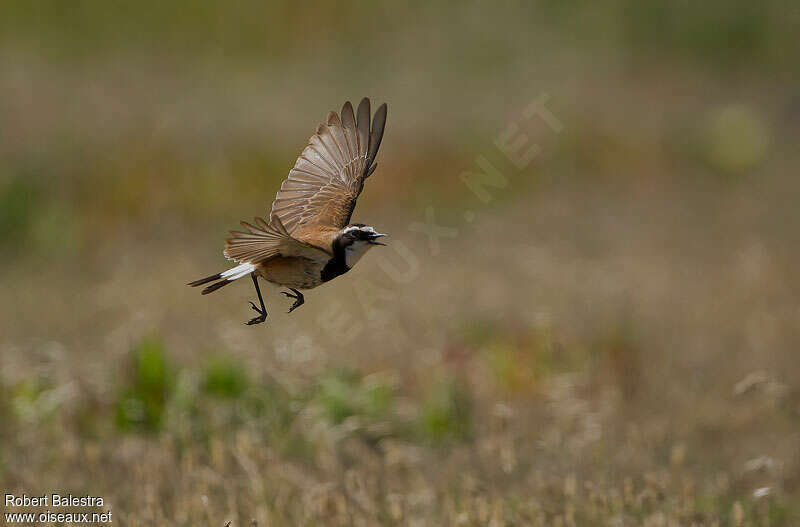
[188,98,388,325]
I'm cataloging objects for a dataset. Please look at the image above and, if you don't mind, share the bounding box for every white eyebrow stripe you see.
[343,225,376,234]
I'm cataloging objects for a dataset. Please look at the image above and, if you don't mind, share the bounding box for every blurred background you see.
[1,1,799,525]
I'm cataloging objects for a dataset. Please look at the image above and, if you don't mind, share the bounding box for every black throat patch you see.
[320,236,350,282]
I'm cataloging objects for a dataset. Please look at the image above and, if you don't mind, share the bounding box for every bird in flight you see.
[188,98,388,325]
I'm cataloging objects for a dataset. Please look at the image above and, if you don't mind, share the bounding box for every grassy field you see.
[1,2,799,525]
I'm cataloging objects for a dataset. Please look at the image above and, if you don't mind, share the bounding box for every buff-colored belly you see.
[256,257,324,289]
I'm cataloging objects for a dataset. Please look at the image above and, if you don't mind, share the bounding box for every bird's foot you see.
[245,301,267,325]
[281,289,305,313]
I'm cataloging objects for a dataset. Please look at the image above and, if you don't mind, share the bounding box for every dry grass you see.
[2,181,799,525]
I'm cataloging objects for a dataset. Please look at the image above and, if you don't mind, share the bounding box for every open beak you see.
[368,232,388,246]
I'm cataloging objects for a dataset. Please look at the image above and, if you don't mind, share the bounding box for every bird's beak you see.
[368,232,388,246]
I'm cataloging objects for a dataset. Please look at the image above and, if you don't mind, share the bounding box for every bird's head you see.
[338,224,388,268]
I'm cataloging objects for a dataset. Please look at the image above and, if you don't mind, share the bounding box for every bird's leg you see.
[245,274,268,325]
[281,288,305,313]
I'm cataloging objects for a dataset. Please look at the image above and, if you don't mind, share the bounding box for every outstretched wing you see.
[224,213,330,264]
[270,98,387,233]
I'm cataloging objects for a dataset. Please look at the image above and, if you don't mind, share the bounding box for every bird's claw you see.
[282,289,304,313]
[246,301,267,324]
[245,314,267,325]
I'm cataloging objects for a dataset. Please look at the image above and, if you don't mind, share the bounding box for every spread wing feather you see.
[270,98,387,233]
[224,213,330,264]
[366,102,387,179]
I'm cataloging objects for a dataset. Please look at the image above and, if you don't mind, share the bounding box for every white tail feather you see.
[221,262,256,281]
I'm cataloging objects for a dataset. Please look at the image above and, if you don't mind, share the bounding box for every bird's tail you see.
[187,262,255,295]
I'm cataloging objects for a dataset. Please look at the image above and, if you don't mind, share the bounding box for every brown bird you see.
[188,98,388,325]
